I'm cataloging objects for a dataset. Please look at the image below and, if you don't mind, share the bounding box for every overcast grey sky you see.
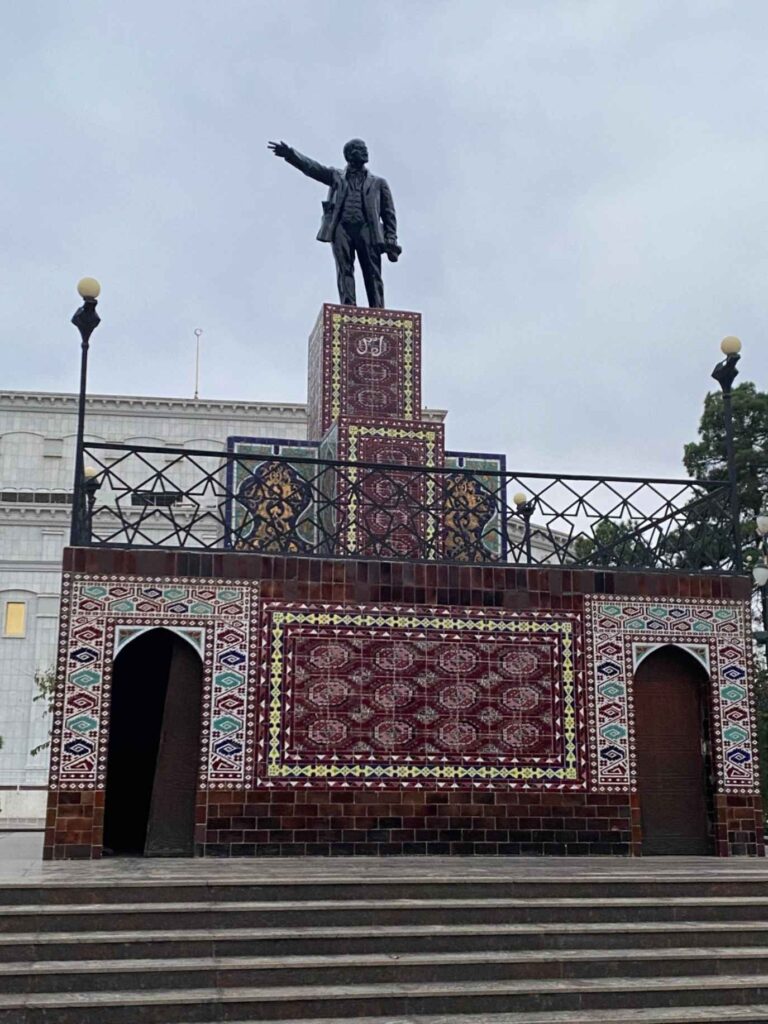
[2,1,767,478]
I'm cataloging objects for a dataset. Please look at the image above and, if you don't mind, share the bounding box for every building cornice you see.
[0,559,63,573]
[0,505,71,524]
[0,390,308,421]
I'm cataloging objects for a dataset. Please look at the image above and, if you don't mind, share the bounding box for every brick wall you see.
[45,790,103,860]
[44,547,762,860]
[59,546,752,608]
[196,790,633,858]
[718,795,766,857]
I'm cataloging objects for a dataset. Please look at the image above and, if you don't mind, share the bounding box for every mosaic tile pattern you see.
[226,438,322,553]
[256,602,585,790]
[585,596,759,795]
[337,418,444,559]
[307,304,422,439]
[114,624,206,658]
[51,574,258,791]
[444,451,507,562]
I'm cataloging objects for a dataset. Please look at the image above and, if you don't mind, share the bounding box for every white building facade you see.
[0,390,308,823]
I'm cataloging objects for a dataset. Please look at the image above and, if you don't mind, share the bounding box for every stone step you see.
[3,895,768,933]
[213,1010,768,1024]
[2,946,768,993]
[3,918,767,961]
[2,875,767,905]
[5,865,768,1022]
[2,973,768,1022]
[217,1010,768,1024]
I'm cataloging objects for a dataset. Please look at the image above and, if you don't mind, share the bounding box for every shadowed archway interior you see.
[103,628,203,857]
[634,644,713,856]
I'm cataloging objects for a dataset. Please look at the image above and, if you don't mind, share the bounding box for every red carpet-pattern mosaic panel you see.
[307,304,422,439]
[256,602,585,789]
[336,418,444,559]
[52,574,258,791]
[584,596,759,795]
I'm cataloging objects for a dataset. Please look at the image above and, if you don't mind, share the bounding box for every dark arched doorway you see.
[103,629,203,857]
[634,644,713,855]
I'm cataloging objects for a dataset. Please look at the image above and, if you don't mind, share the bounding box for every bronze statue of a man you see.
[268,138,401,309]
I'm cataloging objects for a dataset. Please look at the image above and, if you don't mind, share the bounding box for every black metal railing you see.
[75,442,739,573]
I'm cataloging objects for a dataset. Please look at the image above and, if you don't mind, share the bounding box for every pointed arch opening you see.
[103,628,203,857]
[633,643,713,855]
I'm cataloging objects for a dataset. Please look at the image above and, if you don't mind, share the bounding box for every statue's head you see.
[343,138,368,168]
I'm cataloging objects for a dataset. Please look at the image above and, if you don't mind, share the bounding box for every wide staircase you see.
[2,864,768,1022]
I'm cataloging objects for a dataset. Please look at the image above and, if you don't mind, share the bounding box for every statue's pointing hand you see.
[268,140,293,159]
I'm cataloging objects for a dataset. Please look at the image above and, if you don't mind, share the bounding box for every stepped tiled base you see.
[230,304,505,563]
[44,548,763,861]
[44,303,766,864]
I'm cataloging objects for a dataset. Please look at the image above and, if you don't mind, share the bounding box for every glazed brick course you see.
[195,790,633,857]
[717,795,766,857]
[44,790,103,861]
[59,547,754,608]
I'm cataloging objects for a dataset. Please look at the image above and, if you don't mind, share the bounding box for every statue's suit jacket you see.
[285,149,399,251]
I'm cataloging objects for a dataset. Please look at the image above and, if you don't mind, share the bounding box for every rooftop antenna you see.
[193,328,203,400]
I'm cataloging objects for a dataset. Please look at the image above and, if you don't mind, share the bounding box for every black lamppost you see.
[513,491,537,563]
[711,335,743,574]
[69,277,101,545]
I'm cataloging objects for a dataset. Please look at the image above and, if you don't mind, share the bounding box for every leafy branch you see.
[30,665,57,758]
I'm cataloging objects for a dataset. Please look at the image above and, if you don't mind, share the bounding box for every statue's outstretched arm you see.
[267,141,334,186]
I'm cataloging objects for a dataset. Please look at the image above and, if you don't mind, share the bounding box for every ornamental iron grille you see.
[76,442,738,573]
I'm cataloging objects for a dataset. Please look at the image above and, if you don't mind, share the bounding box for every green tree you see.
[684,380,768,817]
[572,519,657,568]
[30,666,56,758]
[683,381,768,540]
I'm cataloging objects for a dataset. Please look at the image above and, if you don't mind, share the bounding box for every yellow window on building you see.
[4,602,26,637]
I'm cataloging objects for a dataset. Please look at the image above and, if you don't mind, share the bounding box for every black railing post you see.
[711,337,743,574]
[69,279,101,546]
[83,470,101,544]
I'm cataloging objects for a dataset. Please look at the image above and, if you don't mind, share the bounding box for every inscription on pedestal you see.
[307,304,422,439]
